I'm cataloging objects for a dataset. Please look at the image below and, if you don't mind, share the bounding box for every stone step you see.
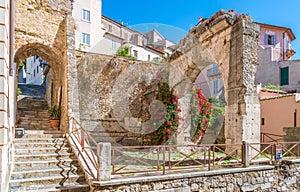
[17,122,50,127]
[14,158,78,169]
[18,130,65,138]
[15,137,66,143]
[11,165,82,180]
[15,141,68,148]
[18,116,48,120]
[9,183,90,192]
[9,173,86,188]
[16,127,56,132]
[18,109,48,113]
[15,146,71,154]
[18,116,49,121]
[17,127,54,132]
[14,152,75,161]
[10,125,89,191]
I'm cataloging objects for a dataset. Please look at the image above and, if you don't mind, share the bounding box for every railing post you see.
[208,146,211,171]
[275,143,282,162]
[162,146,166,175]
[242,141,249,167]
[69,117,74,134]
[81,128,84,149]
[97,143,111,181]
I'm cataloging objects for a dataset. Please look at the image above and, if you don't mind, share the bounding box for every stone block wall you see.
[169,10,260,146]
[283,127,300,142]
[77,53,166,145]
[93,161,300,192]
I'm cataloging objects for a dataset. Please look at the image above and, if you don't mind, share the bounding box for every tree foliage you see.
[263,84,281,90]
[116,46,136,60]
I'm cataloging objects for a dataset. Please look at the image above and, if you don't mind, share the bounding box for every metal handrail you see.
[111,141,300,176]
[66,119,300,180]
[69,117,99,180]
[260,132,284,143]
[111,143,244,175]
[279,142,300,159]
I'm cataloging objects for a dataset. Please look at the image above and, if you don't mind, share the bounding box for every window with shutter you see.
[280,67,289,86]
[267,35,275,45]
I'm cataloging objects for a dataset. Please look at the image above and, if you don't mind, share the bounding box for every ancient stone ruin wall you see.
[170,10,260,146]
[77,10,260,146]
[77,53,167,145]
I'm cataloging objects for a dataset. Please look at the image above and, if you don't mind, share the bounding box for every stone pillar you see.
[225,16,260,147]
[242,141,250,167]
[97,143,111,181]
[168,62,194,145]
[176,95,191,145]
[66,14,80,132]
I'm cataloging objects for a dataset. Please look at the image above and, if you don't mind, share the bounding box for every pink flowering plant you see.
[149,82,181,145]
[190,87,212,144]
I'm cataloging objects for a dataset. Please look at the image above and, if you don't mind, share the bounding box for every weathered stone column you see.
[168,63,194,145]
[225,16,260,146]
[66,14,80,132]
[97,143,111,181]
[176,95,191,145]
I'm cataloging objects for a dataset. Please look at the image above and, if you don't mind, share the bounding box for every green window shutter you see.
[280,67,289,86]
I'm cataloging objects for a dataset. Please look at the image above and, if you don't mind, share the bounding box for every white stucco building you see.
[72,0,103,53]
[72,0,176,62]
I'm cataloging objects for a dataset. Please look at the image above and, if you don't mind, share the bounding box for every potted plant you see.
[48,105,61,129]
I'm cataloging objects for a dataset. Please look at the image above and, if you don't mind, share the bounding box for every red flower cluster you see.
[191,87,212,143]
[150,83,181,145]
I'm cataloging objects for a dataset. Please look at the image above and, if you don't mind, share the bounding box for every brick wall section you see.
[93,162,300,191]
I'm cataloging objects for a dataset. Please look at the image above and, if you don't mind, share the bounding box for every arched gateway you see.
[170,10,260,145]
[14,0,80,130]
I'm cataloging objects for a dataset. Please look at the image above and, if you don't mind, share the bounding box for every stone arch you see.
[14,43,63,106]
[170,10,260,146]
[13,0,76,131]
[14,43,63,75]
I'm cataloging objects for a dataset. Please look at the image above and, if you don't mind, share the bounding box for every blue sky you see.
[102,0,300,59]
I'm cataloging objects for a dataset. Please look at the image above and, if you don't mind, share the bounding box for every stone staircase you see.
[9,130,90,192]
[18,84,46,98]
[17,97,51,131]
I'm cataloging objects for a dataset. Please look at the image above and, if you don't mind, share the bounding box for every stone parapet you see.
[93,162,300,191]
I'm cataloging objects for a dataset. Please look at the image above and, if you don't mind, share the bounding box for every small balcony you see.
[286,49,295,60]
